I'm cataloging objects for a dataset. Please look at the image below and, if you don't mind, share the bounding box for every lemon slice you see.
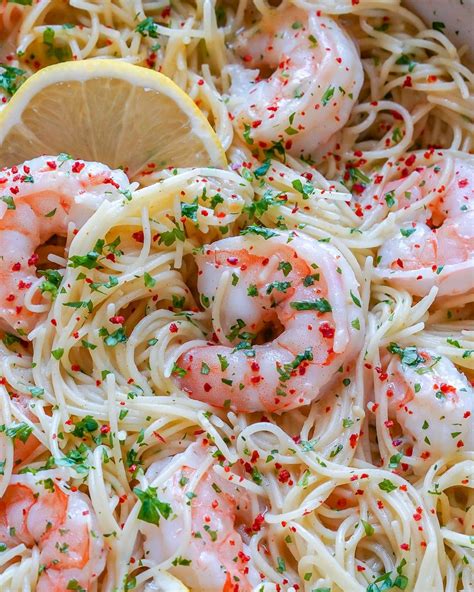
[0,60,226,177]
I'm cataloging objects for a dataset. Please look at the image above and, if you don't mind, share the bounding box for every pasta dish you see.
[0,0,473,591]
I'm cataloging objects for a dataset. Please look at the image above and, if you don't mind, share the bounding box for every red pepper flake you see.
[169,323,178,333]
[278,469,290,483]
[251,513,265,532]
[250,450,259,463]
[11,262,21,272]
[238,550,250,563]
[402,76,413,88]
[405,154,416,167]
[25,253,37,267]
[6,294,15,302]
[319,322,335,338]
[197,78,204,86]
[132,231,144,243]
[251,120,262,128]
[456,440,464,448]
[440,383,456,394]
[204,383,212,392]
[71,161,85,174]
[349,433,359,449]
[46,160,57,170]
[71,364,80,372]
[109,315,124,324]
[242,54,253,63]
[400,543,410,551]
[103,177,120,189]
[100,425,110,434]
[458,178,469,188]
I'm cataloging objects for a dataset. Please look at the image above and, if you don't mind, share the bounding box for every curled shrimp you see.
[175,231,364,413]
[363,158,474,297]
[384,345,474,463]
[0,0,24,64]
[0,155,130,336]
[0,469,106,591]
[227,6,363,158]
[139,441,260,591]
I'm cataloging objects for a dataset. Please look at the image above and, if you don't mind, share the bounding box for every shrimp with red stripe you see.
[175,231,365,413]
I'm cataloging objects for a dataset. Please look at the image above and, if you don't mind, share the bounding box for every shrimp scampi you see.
[176,231,365,413]
[0,155,130,335]
[139,441,260,592]
[362,157,474,297]
[227,7,363,159]
[382,345,474,466]
[0,470,106,592]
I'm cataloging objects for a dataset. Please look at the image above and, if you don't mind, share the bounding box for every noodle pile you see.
[0,1,473,591]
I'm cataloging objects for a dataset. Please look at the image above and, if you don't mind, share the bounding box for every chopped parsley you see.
[134,486,172,526]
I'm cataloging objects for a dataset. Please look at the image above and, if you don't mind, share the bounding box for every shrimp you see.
[385,345,474,462]
[139,441,260,591]
[0,470,106,591]
[0,0,24,65]
[0,155,130,335]
[366,158,474,297]
[176,231,364,413]
[227,7,363,158]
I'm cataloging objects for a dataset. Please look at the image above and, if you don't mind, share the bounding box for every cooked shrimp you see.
[0,155,130,335]
[366,158,474,296]
[385,345,474,462]
[139,441,260,591]
[0,470,106,591]
[0,0,24,65]
[227,7,363,158]
[176,231,364,413]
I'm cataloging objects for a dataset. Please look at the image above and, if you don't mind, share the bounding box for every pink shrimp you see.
[227,6,363,158]
[384,345,474,462]
[363,158,474,297]
[0,155,129,336]
[175,231,364,413]
[139,441,260,591]
[0,0,24,64]
[0,470,106,591]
